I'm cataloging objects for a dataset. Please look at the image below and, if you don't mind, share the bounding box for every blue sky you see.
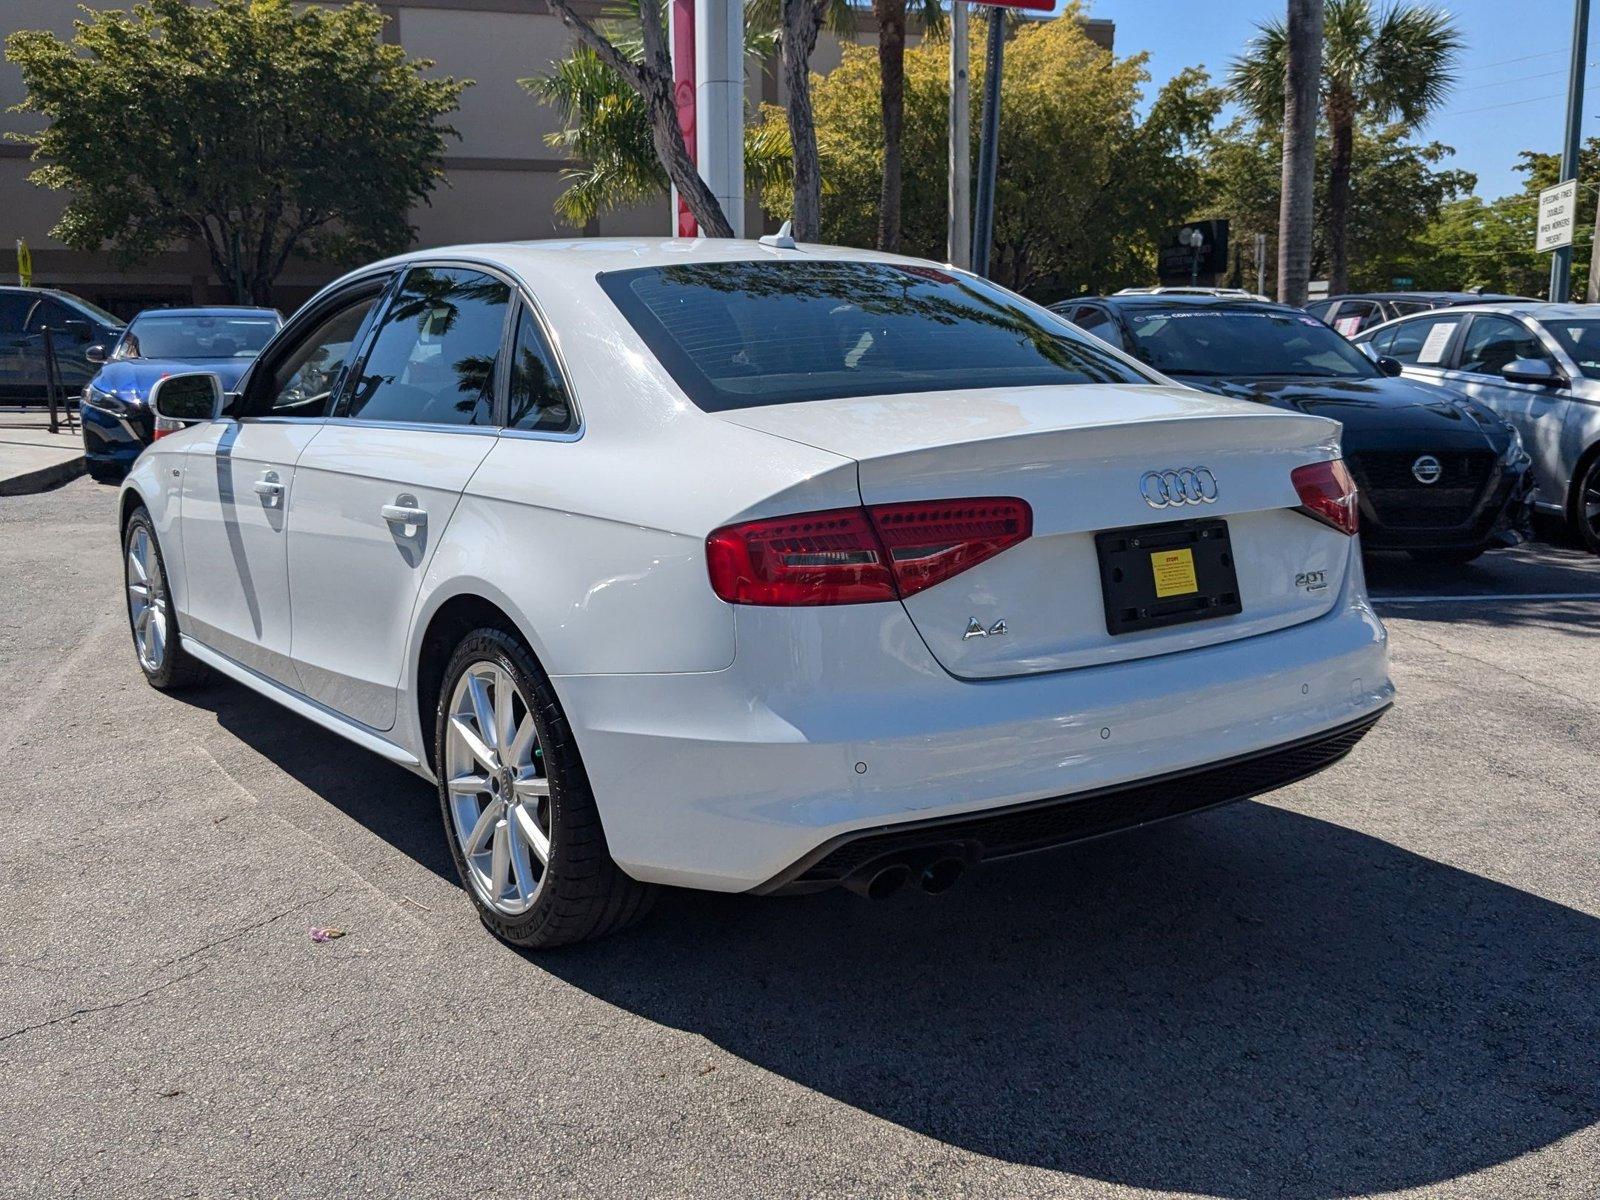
[1068,0,1600,198]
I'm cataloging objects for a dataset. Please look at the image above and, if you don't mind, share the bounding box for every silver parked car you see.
[1353,303,1600,553]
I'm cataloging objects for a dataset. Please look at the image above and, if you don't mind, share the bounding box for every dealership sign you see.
[1537,180,1579,253]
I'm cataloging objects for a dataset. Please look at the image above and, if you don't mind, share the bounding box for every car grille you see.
[1348,450,1497,530]
[764,710,1386,893]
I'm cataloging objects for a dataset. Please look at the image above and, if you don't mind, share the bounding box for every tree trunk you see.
[1325,94,1354,296]
[874,0,907,252]
[546,0,733,238]
[781,0,827,241]
[1277,0,1323,306]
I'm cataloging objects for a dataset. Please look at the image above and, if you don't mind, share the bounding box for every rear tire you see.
[1406,545,1488,566]
[433,627,656,949]
[1571,454,1600,555]
[123,507,208,690]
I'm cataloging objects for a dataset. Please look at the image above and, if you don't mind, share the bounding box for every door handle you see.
[253,471,284,506]
[381,500,428,527]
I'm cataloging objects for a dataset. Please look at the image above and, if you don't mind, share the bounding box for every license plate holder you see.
[1095,518,1242,636]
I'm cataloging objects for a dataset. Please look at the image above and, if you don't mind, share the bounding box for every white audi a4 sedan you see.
[120,239,1393,947]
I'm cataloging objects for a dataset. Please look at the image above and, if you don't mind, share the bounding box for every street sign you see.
[1391,276,1414,288]
[1157,220,1229,285]
[977,0,1054,12]
[1537,180,1579,253]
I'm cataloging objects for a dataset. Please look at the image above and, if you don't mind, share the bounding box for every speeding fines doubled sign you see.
[1537,180,1579,253]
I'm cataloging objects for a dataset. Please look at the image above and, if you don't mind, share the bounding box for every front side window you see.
[255,290,382,418]
[507,307,574,432]
[116,313,279,361]
[1119,307,1379,380]
[343,267,511,426]
[1073,307,1122,348]
[1541,318,1600,379]
[24,297,75,334]
[1383,314,1462,367]
[1458,315,1548,377]
[598,261,1147,411]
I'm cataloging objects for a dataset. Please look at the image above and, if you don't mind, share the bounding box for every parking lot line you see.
[1374,592,1600,603]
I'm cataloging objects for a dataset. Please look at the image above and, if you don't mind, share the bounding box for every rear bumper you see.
[552,556,1392,893]
[758,706,1386,894]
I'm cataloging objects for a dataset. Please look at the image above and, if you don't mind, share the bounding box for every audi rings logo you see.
[1140,467,1219,509]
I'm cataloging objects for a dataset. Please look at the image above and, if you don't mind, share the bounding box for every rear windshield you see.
[119,313,280,360]
[1120,307,1380,380]
[597,261,1149,411]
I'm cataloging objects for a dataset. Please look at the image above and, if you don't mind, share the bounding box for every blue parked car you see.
[80,306,282,481]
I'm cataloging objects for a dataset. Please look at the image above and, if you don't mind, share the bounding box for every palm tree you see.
[542,0,734,236]
[871,0,943,251]
[527,5,788,227]
[1231,0,1461,296]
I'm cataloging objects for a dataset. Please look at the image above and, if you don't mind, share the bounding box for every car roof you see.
[1090,293,1304,316]
[131,306,281,319]
[1373,301,1585,320]
[364,237,931,277]
[1324,291,1538,304]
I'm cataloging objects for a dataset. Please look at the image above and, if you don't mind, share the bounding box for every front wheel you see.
[123,507,207,690]
[433,627,656,948]
[1572,455,1600,555]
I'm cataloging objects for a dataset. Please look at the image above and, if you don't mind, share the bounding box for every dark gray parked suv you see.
[0,286,124,404]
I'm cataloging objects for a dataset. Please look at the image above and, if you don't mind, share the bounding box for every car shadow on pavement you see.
[182,677,1600,1196]
[194,676,456,882]
[533,802,1600,1199]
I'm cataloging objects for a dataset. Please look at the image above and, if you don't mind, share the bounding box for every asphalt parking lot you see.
[1,478,1597,1200]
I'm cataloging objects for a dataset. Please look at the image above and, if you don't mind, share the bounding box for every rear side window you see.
[0,293,33,333]
[597,261,1147,411]
[506,306,574,432]
[344,267,511,427]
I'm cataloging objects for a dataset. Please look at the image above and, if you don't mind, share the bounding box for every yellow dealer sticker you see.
[1151,548,1199,598]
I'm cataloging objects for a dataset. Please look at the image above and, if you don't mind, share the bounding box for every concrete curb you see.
[0,454,87,497]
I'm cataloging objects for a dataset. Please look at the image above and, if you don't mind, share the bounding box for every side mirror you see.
[1502,357,1562,387]
[85,343,107,365]
[61,318,93,342]
[150,372,224,423]
[1376,356,1403,377]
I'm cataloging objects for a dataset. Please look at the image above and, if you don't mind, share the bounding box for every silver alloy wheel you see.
[444,661,551,915]
[126,524,167,672]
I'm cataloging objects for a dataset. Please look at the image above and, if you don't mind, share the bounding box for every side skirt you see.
[180,635,431,778]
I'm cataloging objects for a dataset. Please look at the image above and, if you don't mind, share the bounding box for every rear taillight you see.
[706,498,1032,606]
[1291,459,1359,535]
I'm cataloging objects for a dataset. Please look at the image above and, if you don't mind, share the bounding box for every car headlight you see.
[82,385,135,416]
[1502,424,1529,465]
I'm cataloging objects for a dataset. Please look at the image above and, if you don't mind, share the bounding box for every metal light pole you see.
[947,2,971,269]
[1552,0,1590,301]
[971,5,1005,279]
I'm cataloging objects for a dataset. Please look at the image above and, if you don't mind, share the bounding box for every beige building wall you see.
[0,0,1110,315]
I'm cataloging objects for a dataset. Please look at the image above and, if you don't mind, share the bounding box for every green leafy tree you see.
[5,0,467,305]
[758,13,1220,296]
[1203,118,1472,296]
[1231,0,1461,295]
[525,2,790,227]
